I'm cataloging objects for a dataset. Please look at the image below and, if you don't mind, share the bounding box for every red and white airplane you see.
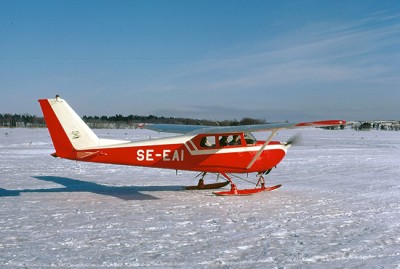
[39,96,345,196]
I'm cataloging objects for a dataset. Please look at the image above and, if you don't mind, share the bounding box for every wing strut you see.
[246,130,279,170]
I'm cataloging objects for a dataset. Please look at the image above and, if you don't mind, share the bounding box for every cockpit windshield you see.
[244,132,257,145]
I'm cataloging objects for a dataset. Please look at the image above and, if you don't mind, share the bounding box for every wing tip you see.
[296,120,347,127]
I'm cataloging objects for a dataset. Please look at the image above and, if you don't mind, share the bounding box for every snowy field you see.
[0,127,399,268]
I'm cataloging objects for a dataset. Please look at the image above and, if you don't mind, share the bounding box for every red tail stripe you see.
[38,99,74,158]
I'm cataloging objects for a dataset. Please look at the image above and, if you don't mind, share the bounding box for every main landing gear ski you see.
[185,172,230,190]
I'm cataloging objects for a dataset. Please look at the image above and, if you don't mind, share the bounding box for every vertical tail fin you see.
[38,96,99,158]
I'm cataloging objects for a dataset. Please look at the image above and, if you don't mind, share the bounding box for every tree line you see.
[0,114,46,128]
[81,115,267,129]
[0,113,267,128]
[4,113,397,131]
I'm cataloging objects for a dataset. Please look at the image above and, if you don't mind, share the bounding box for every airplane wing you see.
[138,120,346,135]
[136,123,210,134]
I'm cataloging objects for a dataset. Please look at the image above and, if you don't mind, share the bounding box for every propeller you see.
[286,133,302,146]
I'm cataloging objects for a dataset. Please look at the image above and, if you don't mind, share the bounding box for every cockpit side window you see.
[228,134,241,146]
[195,133,250,149]
[218,135,229,147]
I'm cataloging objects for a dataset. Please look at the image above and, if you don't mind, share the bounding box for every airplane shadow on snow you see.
[0,176,184,200]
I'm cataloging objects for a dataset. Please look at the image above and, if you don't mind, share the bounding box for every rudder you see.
[38,96,100,158]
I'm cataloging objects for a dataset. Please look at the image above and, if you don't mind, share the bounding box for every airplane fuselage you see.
[66,135,288,174]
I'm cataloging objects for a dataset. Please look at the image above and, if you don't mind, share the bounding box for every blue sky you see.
[1,0,399,121]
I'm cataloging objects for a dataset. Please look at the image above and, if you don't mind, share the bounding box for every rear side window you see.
[199,136,216,148]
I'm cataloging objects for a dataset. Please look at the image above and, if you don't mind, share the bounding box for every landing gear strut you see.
[197,172,206,188]
[256,173,266,188]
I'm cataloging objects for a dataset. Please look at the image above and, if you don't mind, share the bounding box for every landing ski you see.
[213,184,282,196]
[185,181,230,190]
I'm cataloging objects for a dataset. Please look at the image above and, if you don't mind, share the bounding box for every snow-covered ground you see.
[0,128,399,268]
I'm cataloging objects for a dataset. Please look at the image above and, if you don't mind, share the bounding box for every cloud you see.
[141,13,400,120]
